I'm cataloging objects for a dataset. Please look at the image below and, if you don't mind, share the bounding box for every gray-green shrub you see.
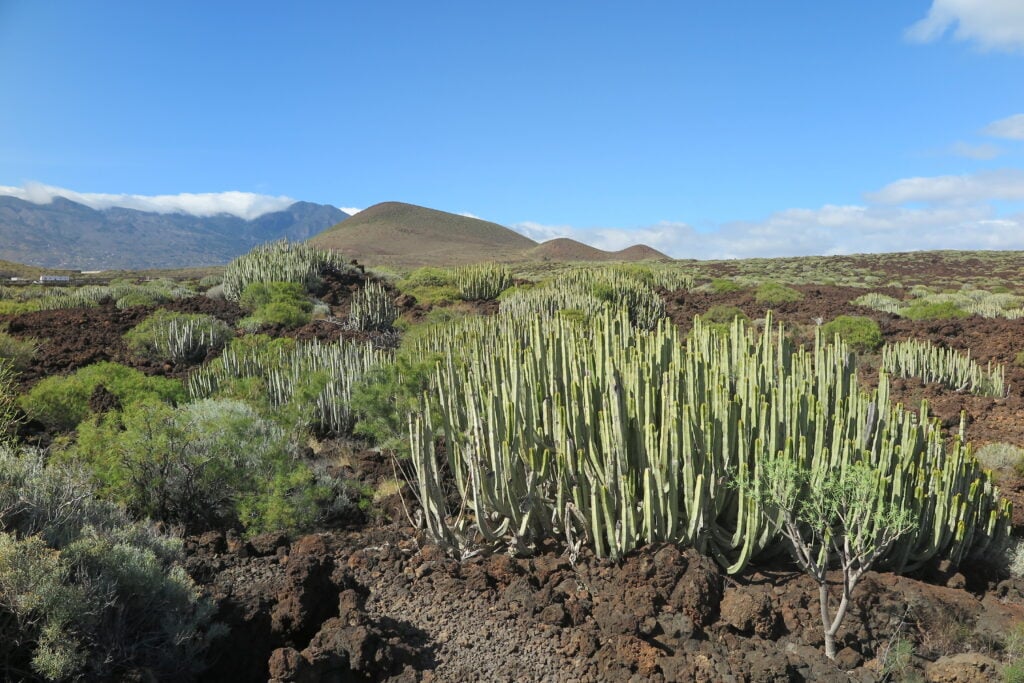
[0,447,218,681]
[63,398,338,533]
[0,332,37,371]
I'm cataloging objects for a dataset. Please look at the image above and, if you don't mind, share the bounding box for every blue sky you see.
[2,1,1024,258]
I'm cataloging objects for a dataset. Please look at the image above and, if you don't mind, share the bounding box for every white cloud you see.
[458,211,482,220]
[906,0,1024,52]
[984,113,1024,140]
[949,141,1002,159]
[0,182,297,219]
[865,169,1024,204]
[340,207,362,216]
[513,221,578,242]
[513,220,692,255]
[516,169,1024,260]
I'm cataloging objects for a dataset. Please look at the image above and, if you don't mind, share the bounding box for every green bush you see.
[352,353,438,453]
[0,332,37,371]
[1015,350,1024,368]
[0,446,218,680]
[241,301,312,329]
[1004,661,1024,683]
[0,360,18,444]
[755,282,804,304]
[63,398,341,533]
[114,291,165,309]
[125,310,233,363]
[702,305,749,324]
[20,362,185,432]
[710,278,742,294]
[239,280,311,311]
[238,281,313,330]
[902,300,970,321]
[397,267,460,305]
[819,315,883,353]
[401,267,456,289]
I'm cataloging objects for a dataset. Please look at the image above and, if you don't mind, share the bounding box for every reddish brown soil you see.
[8,273,1024,681]
[1,296,246,386]
[185,522,1024,682]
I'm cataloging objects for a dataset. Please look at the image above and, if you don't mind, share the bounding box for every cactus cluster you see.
[453,263,513,300]
[222,240,348,301]
[0,280,196,312]
[125,310,234,363]
[852,292,903,315]
[499,267,666,329]
[348,281,399,331]
[855,288,1024,320]
[188,337,386,433]
[409,307,1010,573]
[882,339,1006,397]
[610,264,693,292]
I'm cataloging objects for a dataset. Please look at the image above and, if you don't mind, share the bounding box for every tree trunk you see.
[819,582,838,660]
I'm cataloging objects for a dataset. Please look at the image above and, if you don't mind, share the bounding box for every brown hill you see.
[526,238,669,262]
[309,202,538,267]
[309,202,671,267]
[614,244,670,260]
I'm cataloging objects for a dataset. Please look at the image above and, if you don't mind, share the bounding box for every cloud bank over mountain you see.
[0,183,297,220]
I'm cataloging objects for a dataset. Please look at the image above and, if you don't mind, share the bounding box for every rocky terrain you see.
[4,265,1024,681]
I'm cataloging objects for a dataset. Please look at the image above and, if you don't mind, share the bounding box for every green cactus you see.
[408,306,1010,573]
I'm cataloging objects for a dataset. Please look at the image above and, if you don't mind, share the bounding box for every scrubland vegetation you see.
[2,246,1024,679]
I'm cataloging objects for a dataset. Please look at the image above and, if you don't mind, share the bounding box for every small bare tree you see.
[744,455,917,660]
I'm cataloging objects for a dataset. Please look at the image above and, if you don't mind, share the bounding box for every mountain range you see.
[0,196,668,270]
[0,196,350,270]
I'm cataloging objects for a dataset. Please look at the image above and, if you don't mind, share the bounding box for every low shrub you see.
[0,331,36,371]
[1004,662,1024,683]
[238,281,313,330]
[975,443,1024,474]
[20,362,185,432]
[398,267,460,305]
[702,305,749,324]
[352,353,439,453]
[819,315,883,353]
[755,282,804,304]
[710,278,742,294]
[0,446,218,680]
[0,361,17,443]
[902,300,970,321]
[64,398,343,533]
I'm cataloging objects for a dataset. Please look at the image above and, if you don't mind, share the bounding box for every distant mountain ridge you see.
[0,195,669,270]
[0,196,350,269]
[311,201,669,266]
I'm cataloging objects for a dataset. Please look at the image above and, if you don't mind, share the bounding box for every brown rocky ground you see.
[185,521,1024,682]
[4,274,1024,681]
